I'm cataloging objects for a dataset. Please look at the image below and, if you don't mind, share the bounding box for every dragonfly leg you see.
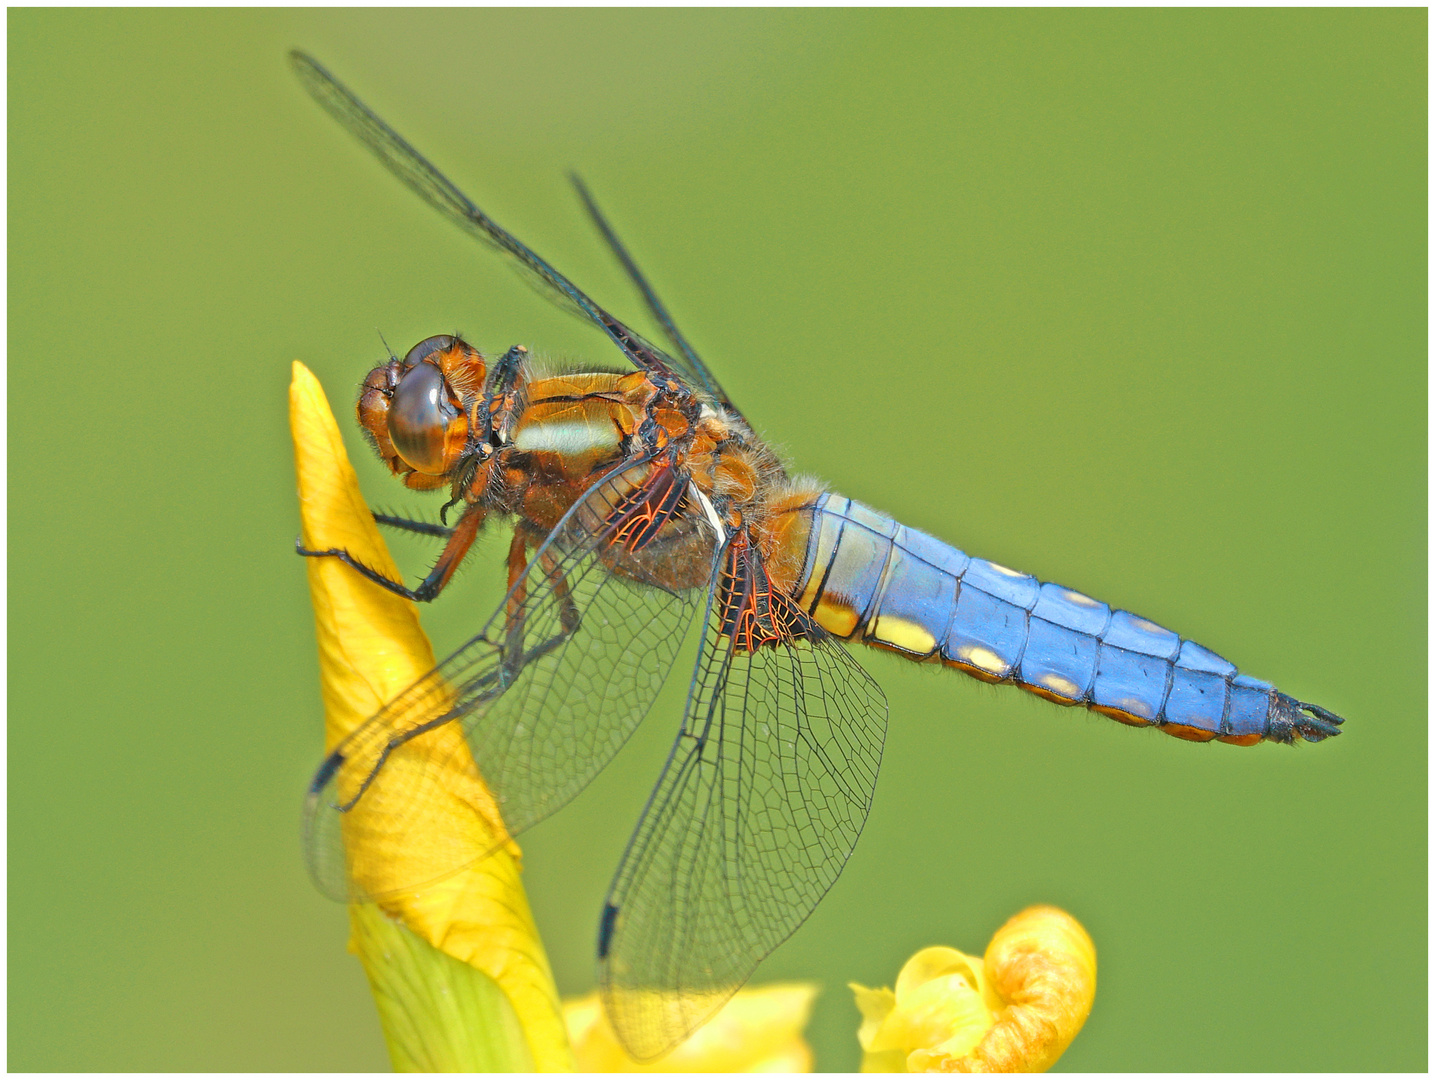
[340,528,588,797]
[498,523,583,683]
[372,511,453,539]
[341,526,584,813]
[297,503,485,602]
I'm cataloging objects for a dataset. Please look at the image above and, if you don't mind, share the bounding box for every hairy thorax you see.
[355,335,826,601]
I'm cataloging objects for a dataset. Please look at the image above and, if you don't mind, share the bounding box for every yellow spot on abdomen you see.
[1036,673,1081,699]
[813,596,860,638]
[1113,696,1154,719]
[870,616,936,656]
[957,645,1009,674]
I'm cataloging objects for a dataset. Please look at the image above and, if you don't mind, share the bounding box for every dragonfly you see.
[290,52,1345,1060]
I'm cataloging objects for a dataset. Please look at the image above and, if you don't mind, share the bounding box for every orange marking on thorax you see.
[520,397,626,429]
[714,457,757,503]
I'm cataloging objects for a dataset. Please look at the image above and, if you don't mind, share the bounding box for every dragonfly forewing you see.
[303,456,722,903]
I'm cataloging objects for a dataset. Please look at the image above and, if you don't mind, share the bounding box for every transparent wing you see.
[304,456,720,902]
[290,51,691,389]
[568,173,744,421]
[597,533,888,1060]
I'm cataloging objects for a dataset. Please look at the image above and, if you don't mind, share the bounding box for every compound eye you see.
[389,362,455,474]
[402,334,456,368]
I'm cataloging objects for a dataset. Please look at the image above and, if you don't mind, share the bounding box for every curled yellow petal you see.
[565,983,818,1072]
[854,948,996,1072]
[291,362,573,1071]
[853,906,1096,1072]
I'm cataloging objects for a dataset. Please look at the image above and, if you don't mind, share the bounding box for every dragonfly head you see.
[357,335,486,488]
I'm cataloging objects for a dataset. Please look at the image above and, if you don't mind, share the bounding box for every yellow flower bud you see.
[852,906,1096,1072]
[291,363,573,1071]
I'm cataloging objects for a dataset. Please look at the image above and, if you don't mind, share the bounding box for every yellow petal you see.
[852,984,898,1049]
[565,984,818,1072]
[291,362,573,1070]
[881,973,993,1058]
[291,361,437,748]
[350,903,534,1072]
[945,905,1097,1073]
[854,906,1096,1073]
[854,952,993,1070]
[893,947,991,1008]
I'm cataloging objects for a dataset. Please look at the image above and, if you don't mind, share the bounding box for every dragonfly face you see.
[360,335,480,484]
[292,51,1344,1061]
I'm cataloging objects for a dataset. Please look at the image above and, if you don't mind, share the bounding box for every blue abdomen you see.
[794,493,1342,745]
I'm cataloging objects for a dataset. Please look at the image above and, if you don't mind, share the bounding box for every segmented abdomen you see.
[795,494,1342,745]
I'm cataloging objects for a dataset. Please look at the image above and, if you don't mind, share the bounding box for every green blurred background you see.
[10,9,1425,1071]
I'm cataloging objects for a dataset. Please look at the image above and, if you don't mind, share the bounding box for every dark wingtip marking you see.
[310,749,346,794]
[598,902,619,959]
